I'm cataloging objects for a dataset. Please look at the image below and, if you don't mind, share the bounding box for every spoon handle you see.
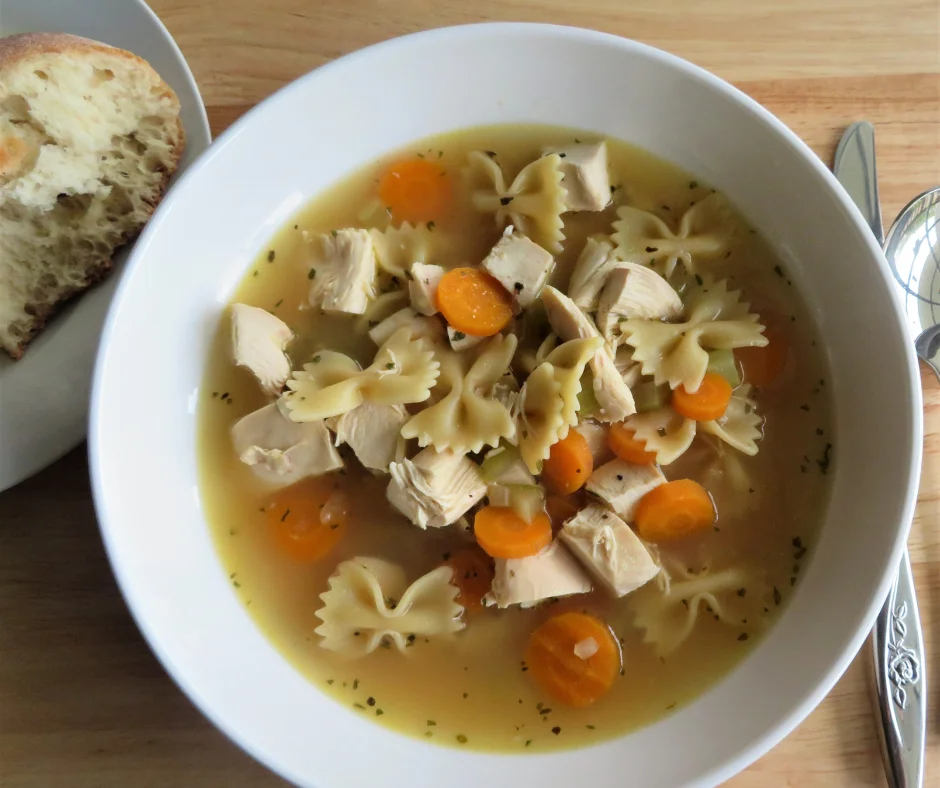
[834,122,926,788]
[871,550,927,788]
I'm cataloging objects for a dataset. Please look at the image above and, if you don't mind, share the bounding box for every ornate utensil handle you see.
[871,549,926,788]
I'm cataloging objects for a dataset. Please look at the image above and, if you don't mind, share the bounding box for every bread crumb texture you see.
[0,33,184,358]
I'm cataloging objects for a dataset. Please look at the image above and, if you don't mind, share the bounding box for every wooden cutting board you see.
[1,1,937,785]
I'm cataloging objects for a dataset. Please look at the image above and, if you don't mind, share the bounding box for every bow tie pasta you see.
[611,193,736,279]
[621,277,767,392]
[464,151,567,253]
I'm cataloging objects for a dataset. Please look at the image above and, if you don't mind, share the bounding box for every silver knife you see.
[834,121,926,788]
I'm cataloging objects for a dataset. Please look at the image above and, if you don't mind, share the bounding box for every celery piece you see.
[706,349,742,387]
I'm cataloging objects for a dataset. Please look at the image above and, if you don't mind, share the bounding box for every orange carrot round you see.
[378,157,452,225]
[265,477,349,561]
[671,372,733,421]
[542,430,594,495]
[634,479,715,542]
[608,422,657,465]
[526,612,621,707]
[474,506,552,559]
[736,319,789,388]
[436,267,513,337]
[444,547,495,614]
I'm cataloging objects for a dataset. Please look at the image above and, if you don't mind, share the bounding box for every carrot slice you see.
[444,547,495,614]
[526,612,621,707]
[542,429,594,495]
[436,267,513,337]
[634,479,716,542]
[545,494,581,528]
[265,477,349,561]
[608,422,657,465]
[378,158,452,225]
[473,506,552,559]
[671,372,733,421]
[735,319,789,388]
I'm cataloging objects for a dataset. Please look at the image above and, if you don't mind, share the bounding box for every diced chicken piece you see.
[614,345,641,388]
[546,141,610,212]
[231,403,343,486]
[482,231,555,309]
[329,403,407,472]
[308,228,377,315]
[559,504,660,597]
[387,447,487,529]
[541,286,636,421]
[230,304,293,396]
[568,237,619,310]
[447,324,486,352]
[574,420,613,467]
[586,459,665,522]
[483,541,593,608]
[368,306,444,346]
[596,264,682,345]
[408,262,445,316]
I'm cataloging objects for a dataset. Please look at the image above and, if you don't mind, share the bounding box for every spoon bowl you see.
[884,186,940,378]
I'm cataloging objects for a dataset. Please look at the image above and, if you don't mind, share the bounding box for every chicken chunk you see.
[409,262,445,316]
[230,304,293,397]
[483,540,593,608]
[368,306,444,346]
[614,346,642,388]
[541,286,636,421]
[568,237,619,310]
[559,504,660,597]
[586,459,665,521]
[308,228,377,315]
[596,264,682,345]
[482,230,555,309]
[329,402,407,472]
[231,403,343,486]
[574,420,613,467]
[545,141,610,212]
[447,324,486,352]
[387,447,487,529]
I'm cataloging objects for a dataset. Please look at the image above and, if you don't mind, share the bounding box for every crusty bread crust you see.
[0,32,186,359]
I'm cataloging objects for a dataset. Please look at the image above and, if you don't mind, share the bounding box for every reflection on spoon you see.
[884,187,940,378]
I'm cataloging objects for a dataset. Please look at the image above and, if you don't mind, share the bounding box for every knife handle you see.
[871,549,926,788]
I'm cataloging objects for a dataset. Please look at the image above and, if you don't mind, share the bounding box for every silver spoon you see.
[834,121,931,788]
[884,187,940,379]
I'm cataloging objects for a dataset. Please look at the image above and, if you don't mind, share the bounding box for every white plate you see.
[0,0,211,492]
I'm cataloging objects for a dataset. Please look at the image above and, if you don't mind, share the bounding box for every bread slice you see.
[0,33,185,359]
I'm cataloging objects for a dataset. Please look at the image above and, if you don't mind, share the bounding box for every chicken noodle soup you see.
[198,125,834,751]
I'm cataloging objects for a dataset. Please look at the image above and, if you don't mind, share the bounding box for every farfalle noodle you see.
[627,385,762,465]
[401,334,518,454]
[284,327,440,421]
[370,221,445,277]
[611,193,735,278]
[515,337,602,473]
[621,277,766,392]
[464,151,567,252]
[629,558,765,657]
[315,557,464,657]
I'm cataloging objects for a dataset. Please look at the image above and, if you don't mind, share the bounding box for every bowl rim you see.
[89,21,924,788]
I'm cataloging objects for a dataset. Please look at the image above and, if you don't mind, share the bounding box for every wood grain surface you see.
[2,1,939,786]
